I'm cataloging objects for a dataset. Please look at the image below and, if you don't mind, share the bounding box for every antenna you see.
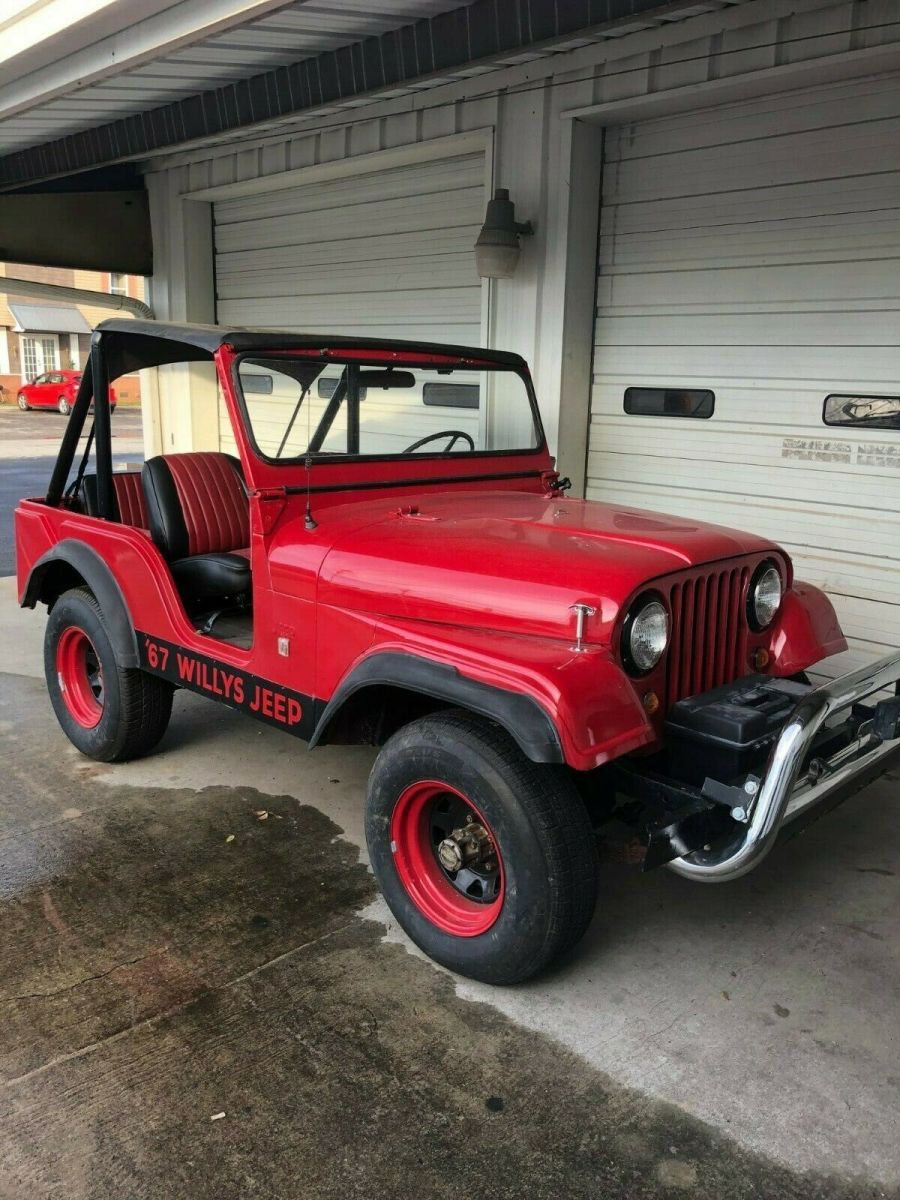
[304,450,318,530]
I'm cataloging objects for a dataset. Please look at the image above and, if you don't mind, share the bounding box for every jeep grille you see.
[665,565,751,704]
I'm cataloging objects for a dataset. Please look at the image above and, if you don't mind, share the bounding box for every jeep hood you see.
[304,492,781,645]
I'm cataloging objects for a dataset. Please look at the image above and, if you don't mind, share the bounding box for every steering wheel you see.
[403,430,475,454]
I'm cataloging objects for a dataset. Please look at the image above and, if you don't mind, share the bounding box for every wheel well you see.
[318,684,452,747]
[34,561,89,609]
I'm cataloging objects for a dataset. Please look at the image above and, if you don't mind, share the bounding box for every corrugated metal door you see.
[589,76,900,671]
[213,151,485,451]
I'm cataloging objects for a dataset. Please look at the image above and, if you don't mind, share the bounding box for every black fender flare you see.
[22,539,139,667]
[309,651,563,764]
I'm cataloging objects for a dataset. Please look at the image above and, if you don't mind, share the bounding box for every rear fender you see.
[22,539,138,667]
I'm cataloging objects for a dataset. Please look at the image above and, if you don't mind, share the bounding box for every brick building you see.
[0,265,145,404]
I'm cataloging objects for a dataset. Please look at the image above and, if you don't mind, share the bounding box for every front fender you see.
[769,582,848,676]
[316,621,655,771]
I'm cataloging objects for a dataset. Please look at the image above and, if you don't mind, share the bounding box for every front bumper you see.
[666,651,900,882]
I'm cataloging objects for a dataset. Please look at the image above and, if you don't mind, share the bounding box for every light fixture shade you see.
[474,187,532,279]
[474,237,520,279]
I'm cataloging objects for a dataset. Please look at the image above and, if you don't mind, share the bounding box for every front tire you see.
[366,709,599,984]
[57,395,71,415]
[17,393,28,410]
[45,588,173,761]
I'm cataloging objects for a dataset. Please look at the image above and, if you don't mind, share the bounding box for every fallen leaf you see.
[253,810,269,820]
[225,834,235,843]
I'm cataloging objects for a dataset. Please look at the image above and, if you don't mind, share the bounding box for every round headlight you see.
[749,562,782,630]
[625,597,669,675]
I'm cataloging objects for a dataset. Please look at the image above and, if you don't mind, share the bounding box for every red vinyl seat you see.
[82,470,149,528]
[141,452,251,606]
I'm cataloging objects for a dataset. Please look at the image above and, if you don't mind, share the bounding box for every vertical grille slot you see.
[665,566,749,704]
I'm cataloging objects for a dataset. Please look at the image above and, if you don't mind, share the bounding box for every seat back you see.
[142,452,249,561]
[82,471,149,528]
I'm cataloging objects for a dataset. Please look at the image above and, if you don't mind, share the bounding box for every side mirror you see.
[823,393,900,431]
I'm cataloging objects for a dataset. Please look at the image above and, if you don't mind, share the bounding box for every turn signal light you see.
[642,691,660,715]
[752,648,770,671]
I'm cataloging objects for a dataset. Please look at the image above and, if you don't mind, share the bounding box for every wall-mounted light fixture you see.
[474,187,534,279]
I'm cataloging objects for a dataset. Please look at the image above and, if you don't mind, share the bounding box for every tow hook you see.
[437,819,496,874]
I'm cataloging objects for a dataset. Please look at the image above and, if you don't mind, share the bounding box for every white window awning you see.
[8,302,91,335]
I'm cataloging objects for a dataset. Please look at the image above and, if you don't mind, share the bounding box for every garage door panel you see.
[593,312,896,348]
[602,76,900,161]
[587,426,899,483]
[213,156,485,224]
[600,215,900,269]
[592,342,897,382]
[217,256,479,301]
[596,260,899,307]
[605,177,900,236]
[590,78,900,672]
[215,187,482,254]
[603,118,900,203]
[590,386,900,437]
[216,228,477,279]
[586,447,896,512]
[218,286,480,327]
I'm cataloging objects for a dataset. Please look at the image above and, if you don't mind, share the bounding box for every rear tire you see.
[45,588,173,762]
[366,709,599,984]
[17,393,28,410]
[57,395,71,415]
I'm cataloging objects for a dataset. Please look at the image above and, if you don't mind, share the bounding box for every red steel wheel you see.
[390,780,504,937]
[55,626,104,729]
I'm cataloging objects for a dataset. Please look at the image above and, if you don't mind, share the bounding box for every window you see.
[318,376,367,402]
[236,356,541,461]
[823,394,900,431]
[624,387,714,419]
[21,335,59,381]
[423,382,480,409]
[109,272,127,296]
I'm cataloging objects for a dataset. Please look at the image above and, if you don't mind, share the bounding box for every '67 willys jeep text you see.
[16,321,900,983]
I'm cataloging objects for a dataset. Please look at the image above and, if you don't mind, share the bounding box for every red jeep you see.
[15,321,900,984]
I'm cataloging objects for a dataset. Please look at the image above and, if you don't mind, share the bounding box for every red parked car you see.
[15,321,900,984]
[17,369,116,415]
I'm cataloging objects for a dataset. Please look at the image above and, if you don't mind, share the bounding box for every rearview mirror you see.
[823,394,900,431]
[357,369,416,389]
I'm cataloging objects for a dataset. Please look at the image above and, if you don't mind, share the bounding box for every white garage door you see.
[213,151,486,452]
[589,76,900,671]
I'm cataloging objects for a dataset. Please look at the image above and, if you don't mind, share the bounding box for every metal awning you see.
[0,0,729,191]
[8,302,91,334]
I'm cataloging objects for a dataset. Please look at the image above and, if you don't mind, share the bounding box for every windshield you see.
[235,355,542,460]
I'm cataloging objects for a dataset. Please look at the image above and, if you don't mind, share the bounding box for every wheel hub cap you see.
[437,819,495,874]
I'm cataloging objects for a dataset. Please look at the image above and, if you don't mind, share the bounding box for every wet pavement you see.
[0,666,897,1200]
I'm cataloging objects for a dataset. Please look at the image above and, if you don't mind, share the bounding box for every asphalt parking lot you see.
[0,405,897,1199]
[0,407,143,575]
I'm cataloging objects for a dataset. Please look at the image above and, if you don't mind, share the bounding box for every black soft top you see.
[94,318,526,379]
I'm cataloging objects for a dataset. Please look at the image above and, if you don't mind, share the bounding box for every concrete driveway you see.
[0,576,897,1200]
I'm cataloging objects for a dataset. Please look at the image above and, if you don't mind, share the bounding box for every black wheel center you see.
[429,792,501,904]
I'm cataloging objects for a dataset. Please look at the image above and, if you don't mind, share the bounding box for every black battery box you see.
[665,675,811,787]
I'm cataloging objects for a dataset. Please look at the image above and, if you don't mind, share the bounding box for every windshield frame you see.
[230,348,547,467]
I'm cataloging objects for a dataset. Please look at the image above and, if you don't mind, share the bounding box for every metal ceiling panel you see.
[0,0,729,187]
